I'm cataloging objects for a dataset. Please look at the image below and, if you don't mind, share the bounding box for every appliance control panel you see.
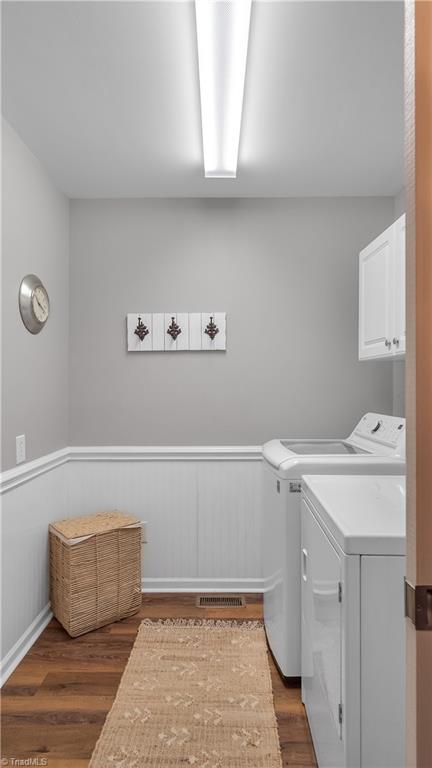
[351,413,405,451]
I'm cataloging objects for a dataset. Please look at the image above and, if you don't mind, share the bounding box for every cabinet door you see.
[393,214,406,355]
[301,498,344,767]
[359,225,394,360]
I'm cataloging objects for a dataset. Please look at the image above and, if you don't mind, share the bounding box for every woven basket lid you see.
[50,510,140,539]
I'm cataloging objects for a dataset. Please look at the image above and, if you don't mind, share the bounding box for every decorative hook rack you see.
[204,315,219,341]
[167,316,182,341]
[127,312,226,351]
[134,316,149,341]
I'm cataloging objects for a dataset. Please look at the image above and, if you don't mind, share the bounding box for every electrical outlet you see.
[16,434,26,464]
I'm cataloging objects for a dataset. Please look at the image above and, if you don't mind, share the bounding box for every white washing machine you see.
[301,474,405,767]
[262,413,405,678]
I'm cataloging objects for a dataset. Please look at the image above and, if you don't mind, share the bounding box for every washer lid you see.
[262,438,379,472]
[281,440,368,455]
[302,474,406,555]
[263,414,406,471]
[262,438,368,469]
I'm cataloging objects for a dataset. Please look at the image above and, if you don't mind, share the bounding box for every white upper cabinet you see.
[358,214,406,361]
[358,224,394,359]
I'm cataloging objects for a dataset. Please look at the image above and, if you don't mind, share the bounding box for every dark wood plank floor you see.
[1,594,317,767]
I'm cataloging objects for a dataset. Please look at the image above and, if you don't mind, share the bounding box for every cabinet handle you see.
[302,548,308,582]
[393,337,400,346]
[385,339,392,348]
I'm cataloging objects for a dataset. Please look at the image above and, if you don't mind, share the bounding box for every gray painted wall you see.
[1,120,69,470]
[393,361,405,417]
[69,197,395,446]
[394,187,406,218]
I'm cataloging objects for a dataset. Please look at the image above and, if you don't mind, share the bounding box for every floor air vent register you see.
[196,595,246,607]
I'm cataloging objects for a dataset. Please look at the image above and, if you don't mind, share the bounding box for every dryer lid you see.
[302,474,406,555]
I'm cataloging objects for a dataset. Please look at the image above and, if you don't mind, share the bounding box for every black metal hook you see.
[204,315,219,341]
[167,316,182,341]
[134,316,149,341]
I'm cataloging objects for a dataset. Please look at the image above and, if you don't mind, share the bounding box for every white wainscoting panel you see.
[70,460,199,580]
[1,445,263,683]
[69,454,263,590]
[1,460,70,681]
[197,461,262,579]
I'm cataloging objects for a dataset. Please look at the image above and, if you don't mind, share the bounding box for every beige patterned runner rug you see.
[90,619,282,767]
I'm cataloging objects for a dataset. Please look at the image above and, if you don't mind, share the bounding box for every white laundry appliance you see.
[301,474,405,768]
[262,413,405,678]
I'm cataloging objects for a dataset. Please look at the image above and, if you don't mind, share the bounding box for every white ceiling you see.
[2,1,404,198]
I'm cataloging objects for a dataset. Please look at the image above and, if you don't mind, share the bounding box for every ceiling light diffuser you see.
[195,0,252,178]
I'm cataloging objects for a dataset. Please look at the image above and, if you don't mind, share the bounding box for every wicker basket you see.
[49,511,142,637]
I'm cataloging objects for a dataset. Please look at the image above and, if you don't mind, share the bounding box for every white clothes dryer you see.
[301,474,405,767]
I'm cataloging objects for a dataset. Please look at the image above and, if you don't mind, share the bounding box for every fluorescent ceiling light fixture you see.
[195,0,252,178]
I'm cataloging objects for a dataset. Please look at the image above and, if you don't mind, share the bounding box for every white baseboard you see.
[142,578,264,593]
[1,603,53,686]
